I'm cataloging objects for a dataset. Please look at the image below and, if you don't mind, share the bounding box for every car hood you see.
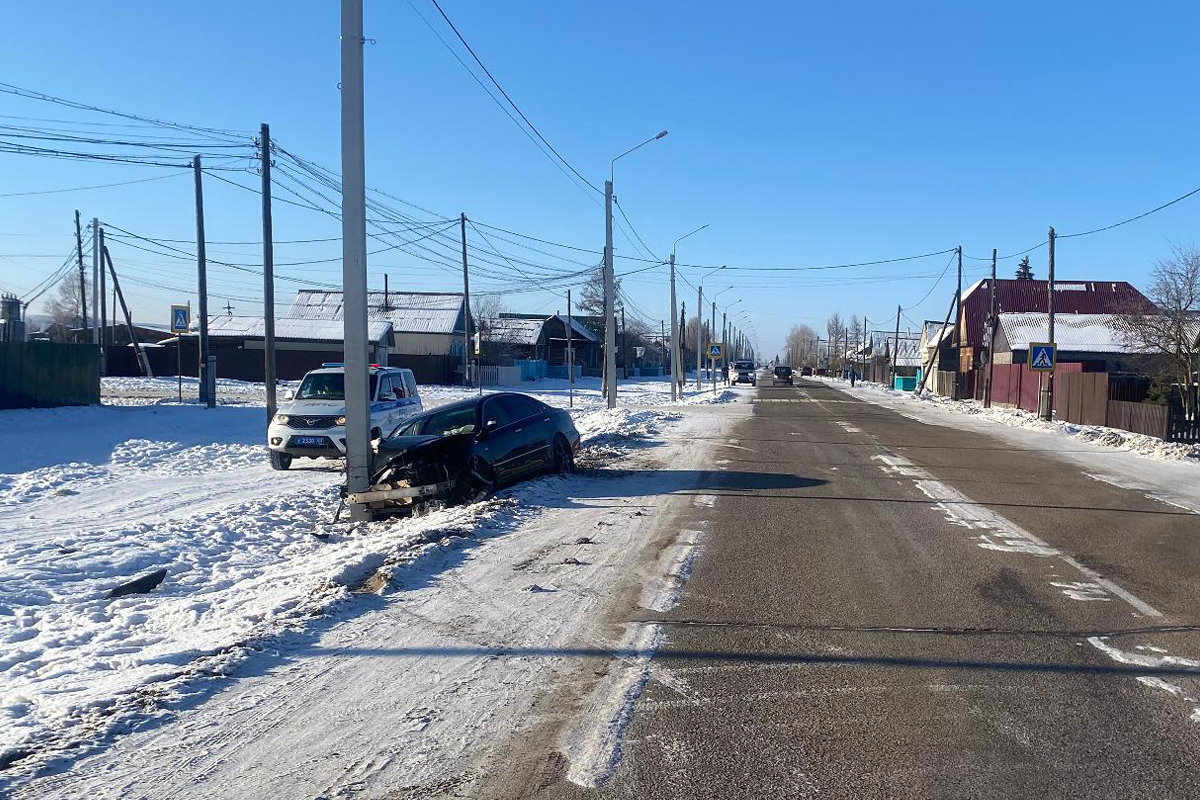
[279,399,345,416]
[372,433,472,478]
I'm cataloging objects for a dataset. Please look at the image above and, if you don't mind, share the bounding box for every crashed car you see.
[347,392,580,517]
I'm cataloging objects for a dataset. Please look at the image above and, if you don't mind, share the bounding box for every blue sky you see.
[3,1,1200,356]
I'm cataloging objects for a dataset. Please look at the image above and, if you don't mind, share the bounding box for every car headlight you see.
[274,414,289,424]
[335,415,347,426]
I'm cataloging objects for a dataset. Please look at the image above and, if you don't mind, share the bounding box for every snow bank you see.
[0,397,683,774]
[822,378,1200,464]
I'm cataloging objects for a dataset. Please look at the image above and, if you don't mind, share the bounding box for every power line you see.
[0,170,190,197]
[1059,183,1200,239]
[424,0,600,195]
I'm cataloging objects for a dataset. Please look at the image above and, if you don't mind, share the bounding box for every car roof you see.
[304,365,402,375]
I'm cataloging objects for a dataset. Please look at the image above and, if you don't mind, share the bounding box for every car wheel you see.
[461,457,496,503]
[269,451,292,471]
[552,436,575,476]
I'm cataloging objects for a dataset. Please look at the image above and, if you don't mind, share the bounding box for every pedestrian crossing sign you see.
[1029,342,1056,371]
[170,304,190,334]
[708,343,723,359]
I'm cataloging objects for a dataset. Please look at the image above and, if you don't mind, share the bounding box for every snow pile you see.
[824,378,1200,464]
[0,399,679,774]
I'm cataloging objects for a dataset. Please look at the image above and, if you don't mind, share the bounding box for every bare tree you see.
[785,323,818,366]
[1118,245,1200,416]
[43,273,90,335]
[826,313,845,370]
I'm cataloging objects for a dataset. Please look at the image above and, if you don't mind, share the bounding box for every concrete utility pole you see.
[891,304,901,389]
[603,179,617,408]
[74,210,87,330]
[460,213,471,387]
[1042,227,1057,421]
[953,245,962,399]
[710,300,716,392]
[668,252,678,400]
[696,283,703,389]
[260,123,278,422]
[91,217,99,348]
[721,310,727,385]
[193,155,213,407]
[566,289,574,408]
[340,0,371,521]
[984,248,997,408]
[679,302,686,394]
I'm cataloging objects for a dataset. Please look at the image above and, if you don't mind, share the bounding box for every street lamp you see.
[715,296,741,389]
[695,265,727,389]
[669,224,708,400]
[603,130,668,409]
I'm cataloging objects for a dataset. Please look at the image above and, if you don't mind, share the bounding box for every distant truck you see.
[266,364,423,470]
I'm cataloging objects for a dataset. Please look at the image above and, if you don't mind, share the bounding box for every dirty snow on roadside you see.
[820,378,1200,513]
[0,378,748,791]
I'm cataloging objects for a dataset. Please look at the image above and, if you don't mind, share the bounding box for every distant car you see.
[267,364,423,470]
[733,359,756,385]
[801,366,813,376]
[772,365,794,385]
[352,392,581,517]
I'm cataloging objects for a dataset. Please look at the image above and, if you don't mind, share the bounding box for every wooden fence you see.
[0,341,100,409]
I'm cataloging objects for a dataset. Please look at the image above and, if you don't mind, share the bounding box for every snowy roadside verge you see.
[819,377,1200,463]
[0,398,706,780]
[818,377,1200,513]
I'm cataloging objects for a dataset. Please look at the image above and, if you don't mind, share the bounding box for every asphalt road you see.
[487,376,1200,799]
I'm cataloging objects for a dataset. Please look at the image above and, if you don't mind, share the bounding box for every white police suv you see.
[267,363,423,470]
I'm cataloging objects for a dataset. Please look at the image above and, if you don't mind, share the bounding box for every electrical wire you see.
[425,0,600,195]
[0,170,191,197]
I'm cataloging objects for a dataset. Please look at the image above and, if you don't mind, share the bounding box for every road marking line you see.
[693,494,717,508]
[870,451,1163,618]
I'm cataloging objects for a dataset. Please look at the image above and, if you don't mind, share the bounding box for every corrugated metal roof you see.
[482,317,545,345]
[287,290,465,334]
[198,314,393,344]
[960,279,1155,348]
[997,313,1160,354]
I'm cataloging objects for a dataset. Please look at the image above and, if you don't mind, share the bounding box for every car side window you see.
[499,394,542,422]
[377,375,395,400]
[389,373,406,398]
[481,398,512,429]
[403,372,419,400]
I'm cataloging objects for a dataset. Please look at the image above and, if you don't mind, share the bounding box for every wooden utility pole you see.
[260,123,278,422]
[953,245,962,399]
[103,246,152,377]
[916,289,959,395]
[983,248,998,408]
[1042,227,1057,420]
[194,154,213,407]
[566,289,574,407]
[891,304,901,389]
[460,213,472,387]
[98,225,106,373]
[74,210,88,330]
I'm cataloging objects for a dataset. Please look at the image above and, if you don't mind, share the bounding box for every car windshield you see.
[736,361,753,369]
[774,366,792,376]
[294,372,378,401]
[399,404,477,437]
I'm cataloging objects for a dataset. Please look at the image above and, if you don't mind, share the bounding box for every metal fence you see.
[0,341,100,409]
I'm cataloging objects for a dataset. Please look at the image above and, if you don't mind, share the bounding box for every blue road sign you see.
[170,304,190,334]
[707,343,723,359]
[1028,342,1057,371]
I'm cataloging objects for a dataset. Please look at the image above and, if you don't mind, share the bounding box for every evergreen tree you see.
[1015,256,1034,280]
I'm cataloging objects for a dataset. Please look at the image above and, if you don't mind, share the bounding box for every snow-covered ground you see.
[102,374,738,410]
[818,378,1200,513]
[1,376,749,794]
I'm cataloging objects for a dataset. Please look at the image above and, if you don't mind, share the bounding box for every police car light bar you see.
[321,362,343,367]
